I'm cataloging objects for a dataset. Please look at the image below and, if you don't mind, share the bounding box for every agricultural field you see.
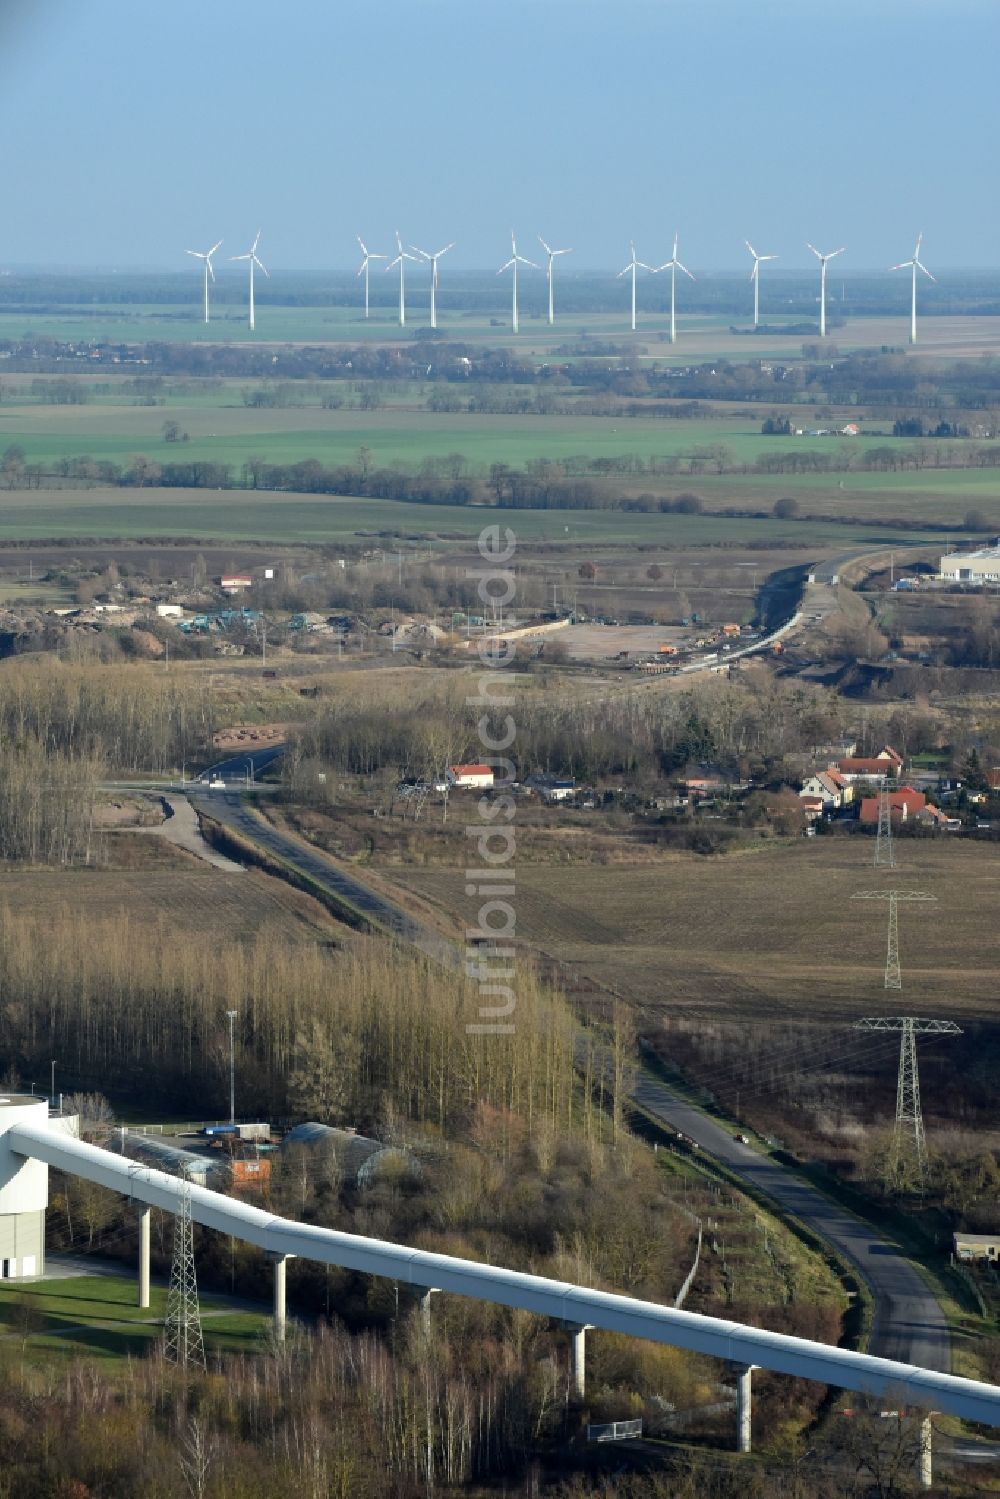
[391,838,1000,1023]
[0,484,956,549]
[8,296,1000,361]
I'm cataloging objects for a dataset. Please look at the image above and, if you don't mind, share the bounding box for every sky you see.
[2,0,998,272]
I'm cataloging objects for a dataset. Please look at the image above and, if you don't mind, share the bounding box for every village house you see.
[799,769,852,810]
[835,744,904,785]
[446,764,495,790]
[858,786,926,825]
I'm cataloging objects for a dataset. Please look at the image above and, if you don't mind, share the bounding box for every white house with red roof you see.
[447,764,495,790]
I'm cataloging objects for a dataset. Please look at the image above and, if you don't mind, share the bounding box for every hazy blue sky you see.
[2,0,996,271]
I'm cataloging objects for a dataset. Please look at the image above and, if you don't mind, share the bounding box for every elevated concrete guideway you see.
[8,1116,1000,1431]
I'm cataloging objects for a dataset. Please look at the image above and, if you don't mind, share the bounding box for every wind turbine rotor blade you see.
[229,253,251,262]
[186,250,204,260]
[914,232,923,258]
[209,240,223,256]
[829,247,846,259]
[617,265,632,278]
[254,256,269,277]
[411,246,431,260]
[207,260,215,282]
[746,240,757,258]
[555,247,572,256]
[676,259,695,280]
[889,261,910,272]
[749,261,758,282]
[806,242,822,260]
[538,235,552,255]
[436,243,455,258]
[916,261,936,281]
[251,230,261,253]
[498,259,515,275]
[636,261,654,272]
[357,235,368,254]
[387,256,402,271]
[760,254,777,262]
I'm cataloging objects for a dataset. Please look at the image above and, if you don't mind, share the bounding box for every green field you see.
[0,486,954,546]
[0,1272,270,1363]
[8,302,1000,361]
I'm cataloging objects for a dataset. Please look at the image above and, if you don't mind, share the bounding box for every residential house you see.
[800,795,824,822]
[447,764,495,790]
[836,747,904,784]
[858,787,926,825]
[220,574,253,594]
[914,804,959,831]
[799,769,852,810]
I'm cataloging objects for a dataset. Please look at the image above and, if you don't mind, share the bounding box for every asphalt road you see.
[633,1068,949,1372]
[188,739,950,1373]
[190,778,457,968]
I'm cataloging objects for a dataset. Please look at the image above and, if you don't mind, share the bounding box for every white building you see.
[447,764,495,790]
[939,545,1000,585]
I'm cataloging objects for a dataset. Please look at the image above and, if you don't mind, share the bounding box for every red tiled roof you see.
[858,788,926,824]
[450,764,493,776]
[839,758,893,775]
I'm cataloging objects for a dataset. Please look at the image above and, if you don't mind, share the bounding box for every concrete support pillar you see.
[919,1416,933,1489]
[735,1364,754,1453]
[138,1206,150,1310]
[272,1254,288,1342]
[416,1286,436,1337]
[569,1324,588,1400]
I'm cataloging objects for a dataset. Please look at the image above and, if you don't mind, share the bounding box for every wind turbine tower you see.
[229,231,269,332]
[386,231,417,327]
[186,240,223,325]
[806,242,845,338]
[356,237,387,319]
[538,236,572,325]
[412,241,455,330]
[745,241,777,330]
[656,233,695,345]
[497,233,538,334]
[618,241,653,333]
[891,233,935,345]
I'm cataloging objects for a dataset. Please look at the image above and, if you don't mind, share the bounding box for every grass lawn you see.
[0,1273,270,1363]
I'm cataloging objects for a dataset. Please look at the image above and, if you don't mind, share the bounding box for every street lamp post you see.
[225,1011,238,1125]
[50,1060,56,1105]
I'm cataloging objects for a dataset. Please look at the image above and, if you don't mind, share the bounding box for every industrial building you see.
[939,545,1000,585]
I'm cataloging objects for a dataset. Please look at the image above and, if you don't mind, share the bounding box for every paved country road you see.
[632,1068,949,1372]
[189,749,950,1373]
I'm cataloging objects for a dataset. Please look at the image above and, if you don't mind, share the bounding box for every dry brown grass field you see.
[0,855,345,946]
[391,838,1000,1023]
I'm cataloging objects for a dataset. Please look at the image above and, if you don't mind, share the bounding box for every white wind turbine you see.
[806,241,845,338]
[538,235,572,325]
[655,232,695,345]
[745,240,777,330]
[891,233,935,345]
[356,237,387,319]
[386,231,418,327]
[229,231,269,332]
[618,241,653,332]
[186,240,223,325]
[497,232,538,333]
[412,240,454,329]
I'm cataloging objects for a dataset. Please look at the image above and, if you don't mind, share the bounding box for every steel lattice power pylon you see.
[162,1174,206,1370]
[852,1016,962,1188]
[874,784,897,868]
[852,889,936,990]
